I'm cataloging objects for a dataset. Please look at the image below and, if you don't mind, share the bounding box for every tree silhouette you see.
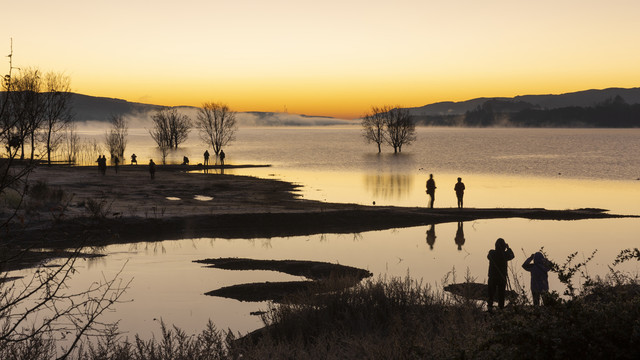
[361,106,388,153]
[41,72,73,165]
[105,114,127,161]
[384,107,416,153]
[196,102,237,156]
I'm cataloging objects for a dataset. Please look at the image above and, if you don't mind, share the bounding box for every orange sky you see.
[4,0,640,119]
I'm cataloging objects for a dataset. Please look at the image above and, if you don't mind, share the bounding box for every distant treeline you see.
[413,96,640,127]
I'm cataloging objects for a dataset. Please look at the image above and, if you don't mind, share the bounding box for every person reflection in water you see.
[487,238,514,312]
[454,177,465,208]
[426,224,436,250]
[522,252,550,306]
[425,174,436,208]
[454,222,465,251]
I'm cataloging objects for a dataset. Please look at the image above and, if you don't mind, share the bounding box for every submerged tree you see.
[149,110,171,164]
[149,108,191,152]
[361,105,390,153]
[105,114,127,161]
[361,105,416,153]
[196,102,237,156]
[385,107,416,153]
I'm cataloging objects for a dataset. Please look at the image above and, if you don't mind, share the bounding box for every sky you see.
[4,0,640,119]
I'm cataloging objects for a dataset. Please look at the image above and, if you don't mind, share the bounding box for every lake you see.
[15,126,640,339]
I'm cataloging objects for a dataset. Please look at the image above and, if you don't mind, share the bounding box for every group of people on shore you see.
[487,238,550,311]
[96,149,226,179]
[425,174,465,209]
[425,173,550,309]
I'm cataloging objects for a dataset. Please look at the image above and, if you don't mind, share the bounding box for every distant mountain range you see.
[69,94,350,126]
[70,94,166,122]
[407,87,640,116]
[68,87,640,127]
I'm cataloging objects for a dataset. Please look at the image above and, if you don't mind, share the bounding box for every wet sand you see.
[3,164,636,250]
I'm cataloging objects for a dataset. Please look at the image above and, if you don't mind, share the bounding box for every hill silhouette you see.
[61,87,640,127]
[408,87,640,116]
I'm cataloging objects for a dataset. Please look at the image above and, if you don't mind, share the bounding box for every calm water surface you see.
[17,126,640,338]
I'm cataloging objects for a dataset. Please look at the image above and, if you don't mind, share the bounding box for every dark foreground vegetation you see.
[2,249,639,359]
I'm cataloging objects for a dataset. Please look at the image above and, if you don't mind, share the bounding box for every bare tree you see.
[1,251,129,359]
[6,68,45,160]
[196,102,237,156]
[384,107,416,153]
[41,72,73,165]
[149,108,191,152]
[362,105,416,153]
[149,111,171,164]
[63,122,80,164]
[105,114,127,161]
[1,43,127,358]
[361,105,389,153]
[1,47,34,227]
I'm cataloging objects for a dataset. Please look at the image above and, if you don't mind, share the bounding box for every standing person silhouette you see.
[487,238,515,312]
[113,155,119,173]
[97,155,106,175]
[454,177,465,208]
[204,150,209,166]
[219,149,225,167]
[96,156,102,174]
[149,159,156,180]
[425,174,436,208]
[522,252,550,306]
[131,153,137,165]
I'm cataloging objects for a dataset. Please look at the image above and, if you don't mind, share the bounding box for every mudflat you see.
[3,164,635,249]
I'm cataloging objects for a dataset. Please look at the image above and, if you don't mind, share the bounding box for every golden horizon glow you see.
[5,0,640,119]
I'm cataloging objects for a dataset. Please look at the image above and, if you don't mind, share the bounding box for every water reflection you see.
[455,222,465,251]
[426,224,436,250]
[12,217,638,339]
[364,173,413,201]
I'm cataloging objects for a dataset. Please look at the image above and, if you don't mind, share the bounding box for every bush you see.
[84,198,112,218]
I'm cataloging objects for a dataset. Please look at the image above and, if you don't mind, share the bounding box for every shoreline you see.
[3,165,637,251]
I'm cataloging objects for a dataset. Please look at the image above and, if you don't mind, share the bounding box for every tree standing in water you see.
[196,102,237,156]
[361,106,387,153]
[149,108,191,150]
[384,106,415,153]
[361,105,416,153]
[105,114,128,161]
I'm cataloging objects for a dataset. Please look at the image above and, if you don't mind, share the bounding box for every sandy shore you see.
[3,164,636,250]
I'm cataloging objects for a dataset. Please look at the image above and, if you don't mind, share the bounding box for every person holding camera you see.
[522,252,550,306]
[487,238,515,311]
